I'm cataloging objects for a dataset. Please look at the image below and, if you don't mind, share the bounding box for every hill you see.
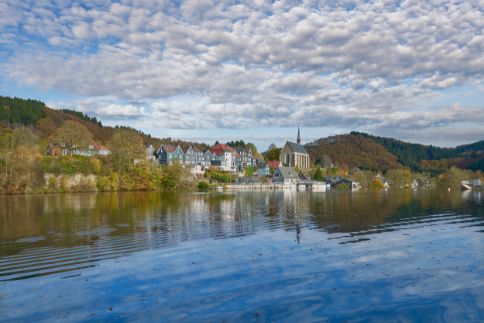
[305,134,402,171]
[0,95,208,151]
[351,132,484,171]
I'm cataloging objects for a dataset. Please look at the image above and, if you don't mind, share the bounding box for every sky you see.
[1,0,483,150]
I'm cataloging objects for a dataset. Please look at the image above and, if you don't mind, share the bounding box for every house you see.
[184,146,204,166]
[280,127,310,169]
[203,150,213,166]
[210,143,235,172]
[256,162,271,176]
[157,144,184,165]
[273,167,299,185]
[97,145,111,156]
[145,144,156,161]
[235,147,254,171]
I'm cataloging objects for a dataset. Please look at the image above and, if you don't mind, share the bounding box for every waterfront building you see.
[280,127,310,169]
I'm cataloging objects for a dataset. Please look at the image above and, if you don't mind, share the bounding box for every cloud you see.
[1,0,483,145]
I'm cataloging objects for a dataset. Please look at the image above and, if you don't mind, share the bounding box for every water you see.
[0,190,483,322]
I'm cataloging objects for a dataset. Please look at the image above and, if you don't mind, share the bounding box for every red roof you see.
[162,144,176,153]
[267,160,281,169]
[210,144,234,155]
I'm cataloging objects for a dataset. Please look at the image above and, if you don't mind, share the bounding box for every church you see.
[279,127,310,169]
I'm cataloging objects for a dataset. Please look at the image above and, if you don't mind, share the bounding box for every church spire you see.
[297,125,301,144]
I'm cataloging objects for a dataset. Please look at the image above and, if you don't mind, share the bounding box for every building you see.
[46,143,110,157]
[280,127,310,169]
[210,144,235,172]
[183,146,204,166]
[235,147,254,171]
[145,144,156,161]
[256,162,271,176]
[156,144,184,165]
[273,167,299,185]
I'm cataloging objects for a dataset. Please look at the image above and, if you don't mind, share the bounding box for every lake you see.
[0,190,483,322]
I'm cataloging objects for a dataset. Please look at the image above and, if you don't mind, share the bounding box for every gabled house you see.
[256,162,271,176]
[273,167,299,185]
[210,144,235,172]
[235,147,254,171]
[157,144,184,165]
[280,127,310,169]
[184,146,204,166]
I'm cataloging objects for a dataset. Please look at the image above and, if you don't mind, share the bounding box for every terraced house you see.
[156,144,184,165]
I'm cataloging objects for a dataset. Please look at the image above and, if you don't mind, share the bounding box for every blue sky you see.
[1,0,483,150]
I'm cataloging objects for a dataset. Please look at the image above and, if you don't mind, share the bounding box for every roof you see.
[210,143,235,155]
[285,141,308,154]
[267,160,281,169]
[275,167,299,179]
[161,144,176,153]
[257,162,268,169]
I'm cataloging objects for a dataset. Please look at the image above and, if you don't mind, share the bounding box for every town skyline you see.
[1,1,483,148]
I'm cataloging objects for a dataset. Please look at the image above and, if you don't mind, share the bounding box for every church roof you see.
[285,141,308,154]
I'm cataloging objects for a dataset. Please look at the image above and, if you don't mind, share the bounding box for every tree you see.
[52,120,95,147]
[245,165,255,176]
[313,167,323,181]
[109,129,145,172]
[265,146,280,161]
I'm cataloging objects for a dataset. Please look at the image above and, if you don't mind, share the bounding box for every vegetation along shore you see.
[1,95,482,194]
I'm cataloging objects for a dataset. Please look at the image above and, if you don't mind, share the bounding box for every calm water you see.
[0,190,483,322]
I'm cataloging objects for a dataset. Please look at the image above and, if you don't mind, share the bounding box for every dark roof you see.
[276,167,299,179]
[257,162,268,169]
[285,141,308,154]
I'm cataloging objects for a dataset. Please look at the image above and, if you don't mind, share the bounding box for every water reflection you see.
[0,190,483,282]
[0,190,483,321]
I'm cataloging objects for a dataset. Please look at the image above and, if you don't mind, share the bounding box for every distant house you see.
[235,147,254,171]
[157,144,184,165]
[210,144,235,172]
[145,144,156,160]
[256,162,271,176]
[184,146,204,166]
[280,127,310,169]
[47,143,110,157]
[97,145,111,156]
[273,167,299,185]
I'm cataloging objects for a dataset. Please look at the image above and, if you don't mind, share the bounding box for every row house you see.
[156,144,184,165]
[234,147,254,171]
[156,143,255,173]
[46,143,111,157]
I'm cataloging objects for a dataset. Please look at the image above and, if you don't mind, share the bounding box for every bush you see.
[198,181,209,190]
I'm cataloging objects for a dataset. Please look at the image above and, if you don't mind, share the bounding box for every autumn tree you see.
[109,129,145,172]
[52,120,95,147]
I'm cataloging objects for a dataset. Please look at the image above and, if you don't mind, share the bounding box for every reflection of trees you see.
[0,190,479,260]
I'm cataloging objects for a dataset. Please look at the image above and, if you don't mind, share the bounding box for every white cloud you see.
[1,0,483,145]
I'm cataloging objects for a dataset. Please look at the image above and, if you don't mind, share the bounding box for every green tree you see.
[245,165,255,176]
[313,167,323,181]
[265,146,280,161]
[109,130,145,172]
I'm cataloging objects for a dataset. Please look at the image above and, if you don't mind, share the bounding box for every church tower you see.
[297,126,301,144]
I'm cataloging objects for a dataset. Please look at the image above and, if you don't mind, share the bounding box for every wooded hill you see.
[306,132,484,172]
[0,96,208,151]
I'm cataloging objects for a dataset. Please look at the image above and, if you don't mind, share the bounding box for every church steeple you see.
[297,125,301,144]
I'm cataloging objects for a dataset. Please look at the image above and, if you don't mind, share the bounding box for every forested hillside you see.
[0,95,208,151]
[305,134,402,171]
[351,132,484,171]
